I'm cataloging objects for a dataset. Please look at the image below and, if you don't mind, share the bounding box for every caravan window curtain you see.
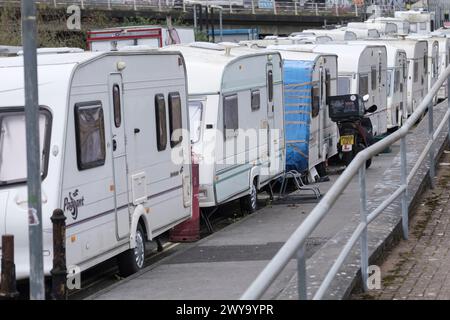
[74,102,106,170]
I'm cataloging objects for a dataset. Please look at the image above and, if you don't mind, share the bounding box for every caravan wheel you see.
[118,223,146,277]
[240,181,258,214]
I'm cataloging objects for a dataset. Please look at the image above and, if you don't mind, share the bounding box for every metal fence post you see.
[294,0,298,15]
[355,4,358,16]
[21,0,46,301]
[251,0,255,14]
[315,2,318,16]
[0,235,20,300]
[108,0,111,10]
[401,136,409,240]
[297,244,307,300]
[50,209,67,300]
[273,0,277,15]
[448,76,450,143]
[183,0,186,12]
[53,0,57,8]
[229,0,233,13]
[159,0,162,11]
[133,0,137,11]
[428,102,436,189]
[80,0,85,10]
[359,165,368,292]
[335,3,339,16]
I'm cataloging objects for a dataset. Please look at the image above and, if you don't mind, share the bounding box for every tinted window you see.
[75,102,106,170]
[359,74,369,96]
[311,86,320,118]
[251,90,260,111]
[414,61,419,83]
[113,84,121,128]
[168,92,183,148]
[371,67,377,90]
[223,94,238,138]
[155,94,167,151]
[268,70,273,102]
[325,69,331,100]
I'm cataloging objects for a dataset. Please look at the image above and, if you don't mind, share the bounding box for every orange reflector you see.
[71,235,76,243]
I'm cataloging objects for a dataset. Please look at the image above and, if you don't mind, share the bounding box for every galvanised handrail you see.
[241,64,450,300]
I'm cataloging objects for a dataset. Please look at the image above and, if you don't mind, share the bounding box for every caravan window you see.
[424,55,428,74]
[155,94,167,151]
[325,69,331,100]
[311,86,320,118]
[371,67,377,90]
[414,61,419,83]
[251,90,260,111]
[0,108,51,185]
[268,70,274,102]
[168,92,183,148]
[338,77,351,95]
[189,101,203,143]
[112,84,121,128]
[359,74,369,96]
[223,94,239,138]
[394,70,400,93]
[75,102,106,171]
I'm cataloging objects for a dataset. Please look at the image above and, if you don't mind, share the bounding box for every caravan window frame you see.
[311,86,320,118]
[267,70,274,103]
[359,74,369,96]
[168,92,183,148]
[155,94,168,152]
[0,106,52,186]
[74,101,106,171]
[371,66,377,91]
[414,61,419,83]
[251,89,261,111]
[223,94,239,138]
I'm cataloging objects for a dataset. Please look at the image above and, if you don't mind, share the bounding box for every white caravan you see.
[350,41,408,128]
[0,50,192,279]
[301,29,357,41]
[370,39,428,117]
[370,17,410,35]
[430,33,450,100]
[87,25,195,51]
[162,43,285,211]
[347,22,398,36]
[274,43,388,137]
[266,47,339,179]
[395,10,436,34]
[407,35,440,105]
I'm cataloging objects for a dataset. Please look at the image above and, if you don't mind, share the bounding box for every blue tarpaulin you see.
[283,59,313,173]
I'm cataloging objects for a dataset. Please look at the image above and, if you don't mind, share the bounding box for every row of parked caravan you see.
[1,11,449,279]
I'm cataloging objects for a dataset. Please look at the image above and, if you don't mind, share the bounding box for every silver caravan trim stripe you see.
[66,185,182,229]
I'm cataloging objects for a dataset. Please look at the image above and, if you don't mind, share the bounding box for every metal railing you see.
[241,65,450,300]
[0,0,395,18]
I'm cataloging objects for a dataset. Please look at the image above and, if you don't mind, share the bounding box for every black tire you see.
[342,151,354,167]
[118,223,146,277]
[316,161,327,177]
[240,180,258,214]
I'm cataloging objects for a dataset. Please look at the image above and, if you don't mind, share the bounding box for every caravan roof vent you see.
[17,47,84,56]
[218,42,240,56]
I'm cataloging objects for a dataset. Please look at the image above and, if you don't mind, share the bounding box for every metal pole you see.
[273,0,277,15]
[448,76,450,143]
[297,244,307,300]
[81,0,85,10]
[108,0,111,10]
[294,0,298,15]
[229,0,233,13]
[50,209,67,300]
[355,4,358,16]
[0,235,20,300]
[335,3,339,16]
[193,5,197,31]
[211,7,215,43]
[21,0,46,300]
[251,0,255,15]
[400,136,408,240]
[219,9,223,42]
[359,165,368,292]
[183,0,186,12]
[428,102,436,189]
[315,2,318,16]
[133,0,137,11]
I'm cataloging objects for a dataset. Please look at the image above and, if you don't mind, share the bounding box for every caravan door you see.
[108,73,130,240]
